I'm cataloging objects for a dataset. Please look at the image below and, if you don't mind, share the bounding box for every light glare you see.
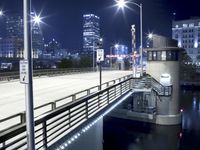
[33,15,42,24]
[117,0,126,8]
[0,10,3,16]
[148,33,153,39]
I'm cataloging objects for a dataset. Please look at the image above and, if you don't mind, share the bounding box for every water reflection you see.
[104,90,200,150]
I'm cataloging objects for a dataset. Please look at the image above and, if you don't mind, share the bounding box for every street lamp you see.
[23,4,43,150]
[32,14,42,25]
[116,0,143,76]
[148,33,153,39]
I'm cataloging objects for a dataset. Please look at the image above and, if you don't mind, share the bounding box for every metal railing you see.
[0,75,132,132]
[150,77,172,96]
[0,68,95,81]
[0,75,133,150]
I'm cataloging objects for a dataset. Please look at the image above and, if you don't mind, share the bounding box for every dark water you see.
[103,90,200,150]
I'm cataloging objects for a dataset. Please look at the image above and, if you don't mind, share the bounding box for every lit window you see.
[148,52,152,61]
[161,51,166,60]
[189,23,194,27]
[183,24,188,28]
[153,51,157,60]
[157,51,162,60]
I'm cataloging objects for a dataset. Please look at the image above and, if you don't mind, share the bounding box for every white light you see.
[116,0,127,8]
[148,33,153,39]
[115,44,119,48]
[194,42,198,48]
[33,14,42,25]
[68,140,71,144]
[0,10,3,16]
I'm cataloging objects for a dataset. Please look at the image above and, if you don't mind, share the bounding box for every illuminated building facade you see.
[83,14,100,53]
[172,18,200,65]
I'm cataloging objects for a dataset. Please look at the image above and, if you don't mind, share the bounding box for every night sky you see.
[0,0,199,52]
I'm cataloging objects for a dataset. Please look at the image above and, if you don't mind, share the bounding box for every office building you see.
[0,37,23,58]
[83,14,100,53]
[32,22,45,58]
[0,13,45,58]
[5,14,23,38]
[172,18,200,65]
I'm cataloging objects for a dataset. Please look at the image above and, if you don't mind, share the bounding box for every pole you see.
[140,3,143,76]
[93,40,95,71]
[131,25,136,77]
[110,47,112,69]
[23,0,35,149]
[100,61,102,90]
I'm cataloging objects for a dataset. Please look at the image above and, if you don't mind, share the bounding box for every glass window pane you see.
[157,51,161,60]
[161,51,166,60]
[166,51,171,60]
[148,52,152,60]
[153,51,157,60]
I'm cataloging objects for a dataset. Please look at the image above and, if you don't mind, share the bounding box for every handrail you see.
[150,77,172,96]
[0,74,132,132]
[0,75,133,149]
[0,68,95,81]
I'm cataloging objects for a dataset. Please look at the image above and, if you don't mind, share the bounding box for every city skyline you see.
[0,0,199,51]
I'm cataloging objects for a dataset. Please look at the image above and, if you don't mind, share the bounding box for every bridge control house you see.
[111,35,183,125]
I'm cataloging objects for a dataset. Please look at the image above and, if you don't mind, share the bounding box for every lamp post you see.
[93,39,95,71]
[23,2,43,149]
[23,0,35,149]
[116,0,143,76]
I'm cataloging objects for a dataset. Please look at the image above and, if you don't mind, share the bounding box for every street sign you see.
[96,49,104,62]
[20,60,29,84]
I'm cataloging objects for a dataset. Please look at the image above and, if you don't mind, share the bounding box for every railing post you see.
[87,89,90,95]
[106,82,109,88]
[107,90,110,104]
[120,83,122,95]
[21,111,26,124]
[69,109,71,127]
[86,101,89,119]
[52,102,56,110]
[42,121,48,149]
[129,79,132,89]
[72,95,76,101]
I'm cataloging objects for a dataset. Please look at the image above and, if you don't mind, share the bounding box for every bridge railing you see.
[0,75,132,133]
[0,75,133,150]
[148,77,172,96]
[0,68,95,81]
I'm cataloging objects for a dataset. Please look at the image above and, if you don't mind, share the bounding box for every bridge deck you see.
[0,70,131,119]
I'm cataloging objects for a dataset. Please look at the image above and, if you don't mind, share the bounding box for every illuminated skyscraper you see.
[83,14,100,53]
[5,14,23,38]
[1,13,45,58]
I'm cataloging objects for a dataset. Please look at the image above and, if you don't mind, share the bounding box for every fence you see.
[0,75,133,149]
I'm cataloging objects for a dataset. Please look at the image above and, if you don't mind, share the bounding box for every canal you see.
[104,89,200,150]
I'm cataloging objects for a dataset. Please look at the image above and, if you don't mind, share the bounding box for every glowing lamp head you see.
[116,0,126,8]
[0,10,3,16]
[115,44,119,48]
[148,33,153,39]
[33,15,42,25]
